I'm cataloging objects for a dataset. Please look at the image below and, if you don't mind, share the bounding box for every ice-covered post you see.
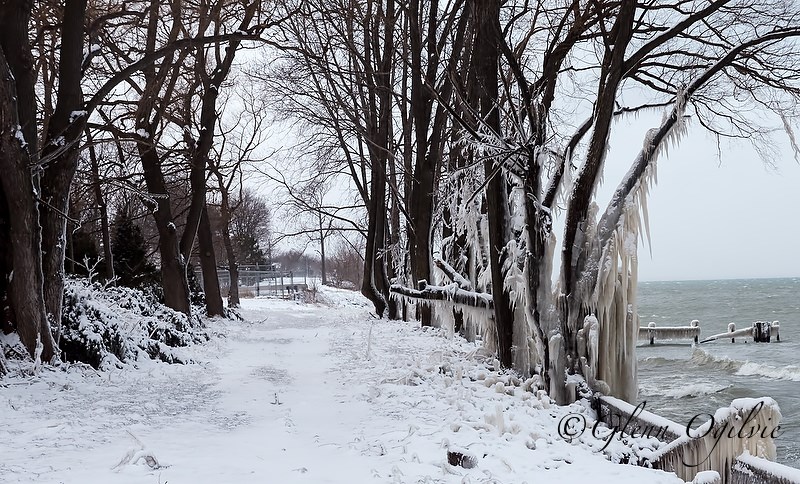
[728,322,736,343]
[648,321,656,345]
[753,321,771,343]
[691,320,699,343]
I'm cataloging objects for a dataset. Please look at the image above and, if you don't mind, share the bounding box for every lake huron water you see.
[636,277,800,467]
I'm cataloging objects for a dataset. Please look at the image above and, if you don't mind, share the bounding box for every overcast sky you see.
[596,112,800,282]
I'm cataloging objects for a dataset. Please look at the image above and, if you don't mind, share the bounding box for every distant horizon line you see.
[639,275,800,283]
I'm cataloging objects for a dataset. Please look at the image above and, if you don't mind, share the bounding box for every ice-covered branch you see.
[389,283,493,310]
[591,26,800,288]
[433,258,472,290]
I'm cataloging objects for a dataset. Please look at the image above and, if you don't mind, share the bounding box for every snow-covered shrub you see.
[59,278,209,369]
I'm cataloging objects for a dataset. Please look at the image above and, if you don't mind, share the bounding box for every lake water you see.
[636,277,800,467]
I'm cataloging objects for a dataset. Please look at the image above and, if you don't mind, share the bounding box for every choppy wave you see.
[638,356,679,365]
[736,362,800,381]
[690,348,800,382]
[665,382,732,398]
[639,379,731,398]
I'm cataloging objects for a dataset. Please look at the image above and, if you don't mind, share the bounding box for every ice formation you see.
[652,397,781,483]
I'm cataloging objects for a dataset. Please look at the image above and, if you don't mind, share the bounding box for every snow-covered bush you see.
[59,278,209,369]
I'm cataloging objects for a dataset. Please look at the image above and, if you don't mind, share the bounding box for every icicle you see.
[548,333,567,404]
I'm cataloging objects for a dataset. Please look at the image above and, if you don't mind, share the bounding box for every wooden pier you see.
[701,321,780,344]
[638,320,782,345]
[639,320,700,344]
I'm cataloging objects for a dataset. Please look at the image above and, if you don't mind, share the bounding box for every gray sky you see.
[597,112,800,282]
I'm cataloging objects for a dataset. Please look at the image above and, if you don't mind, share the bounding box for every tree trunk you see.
[198,206,224,316]
[0,50,57,362]
[319,214,327,285]
[407,0,435,326]
[359,0,394,318]
[180,4,255,264]
[138,135,192,316]
[0,0,38,157]
[0,182,12,335]
[0,342,7,375]
[469,0,515,368]
[87,133,114,280]
[560,0,638,368]
[217,179,240,308]
[38,0,89,344]
[360,170,388,316]
[134,0,191,316]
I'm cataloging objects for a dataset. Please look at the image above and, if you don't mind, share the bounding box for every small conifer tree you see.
[112,212,159,288]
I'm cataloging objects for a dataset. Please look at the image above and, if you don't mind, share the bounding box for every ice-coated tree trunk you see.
[469,0,515,368]
[560,0,636,368]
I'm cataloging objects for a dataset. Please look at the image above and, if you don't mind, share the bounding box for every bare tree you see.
[209,91,272,307]
[230,188,273,266]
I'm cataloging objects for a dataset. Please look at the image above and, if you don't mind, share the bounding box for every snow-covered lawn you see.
[1,288,686,483]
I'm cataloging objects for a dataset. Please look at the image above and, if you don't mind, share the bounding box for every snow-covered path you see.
[2,290,686,483]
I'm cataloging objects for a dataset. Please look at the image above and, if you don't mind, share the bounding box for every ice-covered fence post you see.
[773,321,780,342]
[648,321,656,345]
[753,321,771,343]
[691,320,699,343]
[728,323,736,343]
[692,471,721,484]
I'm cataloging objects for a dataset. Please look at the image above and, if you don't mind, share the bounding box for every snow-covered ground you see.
[1,287,688,483]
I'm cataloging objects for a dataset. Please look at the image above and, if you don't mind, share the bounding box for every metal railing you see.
[194,267,314,298]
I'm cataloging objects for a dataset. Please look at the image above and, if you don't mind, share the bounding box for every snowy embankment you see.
[2,287,687,483]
